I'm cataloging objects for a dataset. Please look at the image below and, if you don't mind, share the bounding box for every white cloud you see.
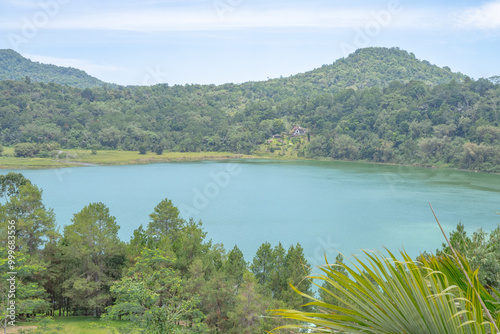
[458,0,500,30]
[0,6,433,32]
[4,0,42,9]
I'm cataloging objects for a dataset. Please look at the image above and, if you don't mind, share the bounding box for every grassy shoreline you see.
[0,147,494,175]
[0,147,260,169]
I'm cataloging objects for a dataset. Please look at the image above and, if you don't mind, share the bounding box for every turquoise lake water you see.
[2,159,500,268]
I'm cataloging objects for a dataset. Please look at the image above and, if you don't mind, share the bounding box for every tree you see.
[251,242,274,287]
[105,248,206,333]
[439,223,500,292]
[281,243,311,309]
[13,143,39,157]
[199,270,235,333]
[268,243,287,300]
[172,218,210,275]
[0,175,55,331]
[222,245,247,286]
[147,198,184,242]
[0,249,50,333]
[0,172,30,203]
[1,182,57,257]
[227,272,267,334]
[62,202,125,316]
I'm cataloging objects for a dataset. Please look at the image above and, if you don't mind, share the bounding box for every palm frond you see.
[271,249,498,334]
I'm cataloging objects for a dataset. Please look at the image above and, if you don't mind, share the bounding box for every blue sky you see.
[0,0,499,86]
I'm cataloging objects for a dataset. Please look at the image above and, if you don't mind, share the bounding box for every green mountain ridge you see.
[0,47,498,172]
[1,47,464,91]
[0,49,114,89]
[292,47,465,90]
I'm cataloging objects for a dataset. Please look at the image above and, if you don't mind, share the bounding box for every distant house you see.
[290,126,306,136]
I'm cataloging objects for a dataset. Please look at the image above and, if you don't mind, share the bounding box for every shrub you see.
[14,143,39,157]
[155,145,164,155]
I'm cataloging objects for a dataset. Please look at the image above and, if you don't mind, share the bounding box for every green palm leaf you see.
[271,249,499,334]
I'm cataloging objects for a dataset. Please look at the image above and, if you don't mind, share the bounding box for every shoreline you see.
[0,148,497,175]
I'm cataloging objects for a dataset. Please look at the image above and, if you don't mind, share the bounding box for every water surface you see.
[2,160,499,267]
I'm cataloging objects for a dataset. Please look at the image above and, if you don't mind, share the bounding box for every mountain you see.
[254,47,465,94]
[1,47,498,172]
[0,49,113,89]
[0,47,463,91]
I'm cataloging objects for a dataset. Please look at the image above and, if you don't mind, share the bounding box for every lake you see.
[2,159,500,268]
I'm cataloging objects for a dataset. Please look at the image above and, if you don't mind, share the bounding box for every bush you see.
[155,146,164,155]
[0,145,3,156]
[14,143,39,157]
[139,146,147,155]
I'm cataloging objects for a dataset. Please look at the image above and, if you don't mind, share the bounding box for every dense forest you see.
[2,47,499,172]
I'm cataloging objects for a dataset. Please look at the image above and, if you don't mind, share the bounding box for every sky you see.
[0,0,499,86]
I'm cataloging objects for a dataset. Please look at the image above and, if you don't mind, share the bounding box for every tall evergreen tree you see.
[62,202,125,316]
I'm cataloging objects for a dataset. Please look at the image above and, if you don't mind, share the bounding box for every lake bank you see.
[0,147,255,169]
[0,146,495,175]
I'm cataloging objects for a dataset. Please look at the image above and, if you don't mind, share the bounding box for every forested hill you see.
[0,47,463,92]
[1,47,499,172]
[0,49,112,89]
[256,47,465,94]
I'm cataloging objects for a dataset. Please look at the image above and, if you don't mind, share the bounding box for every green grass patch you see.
[13,316,141,334]
[0,156,74,169]
[0,147,256,169]
[71,149,251,165]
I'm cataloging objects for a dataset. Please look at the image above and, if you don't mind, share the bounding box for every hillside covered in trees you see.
[1,47,499,172]
[0,49,112,89]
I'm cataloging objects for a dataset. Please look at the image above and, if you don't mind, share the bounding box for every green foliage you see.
[0,181,57,256]
[14,143,40,157]
[62,203,125,316]
[222,245,247,285]
[251,242,311,309]
[438,223,500,292]
[272,250,500,333]
[5,46,497,170]
[226,272,268,334]
[154,145,164,155]
[0,49,112,88]
[147,198,184,242]
[0,250,51,320]
[105,248,206,332]
[0,172,31,201]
